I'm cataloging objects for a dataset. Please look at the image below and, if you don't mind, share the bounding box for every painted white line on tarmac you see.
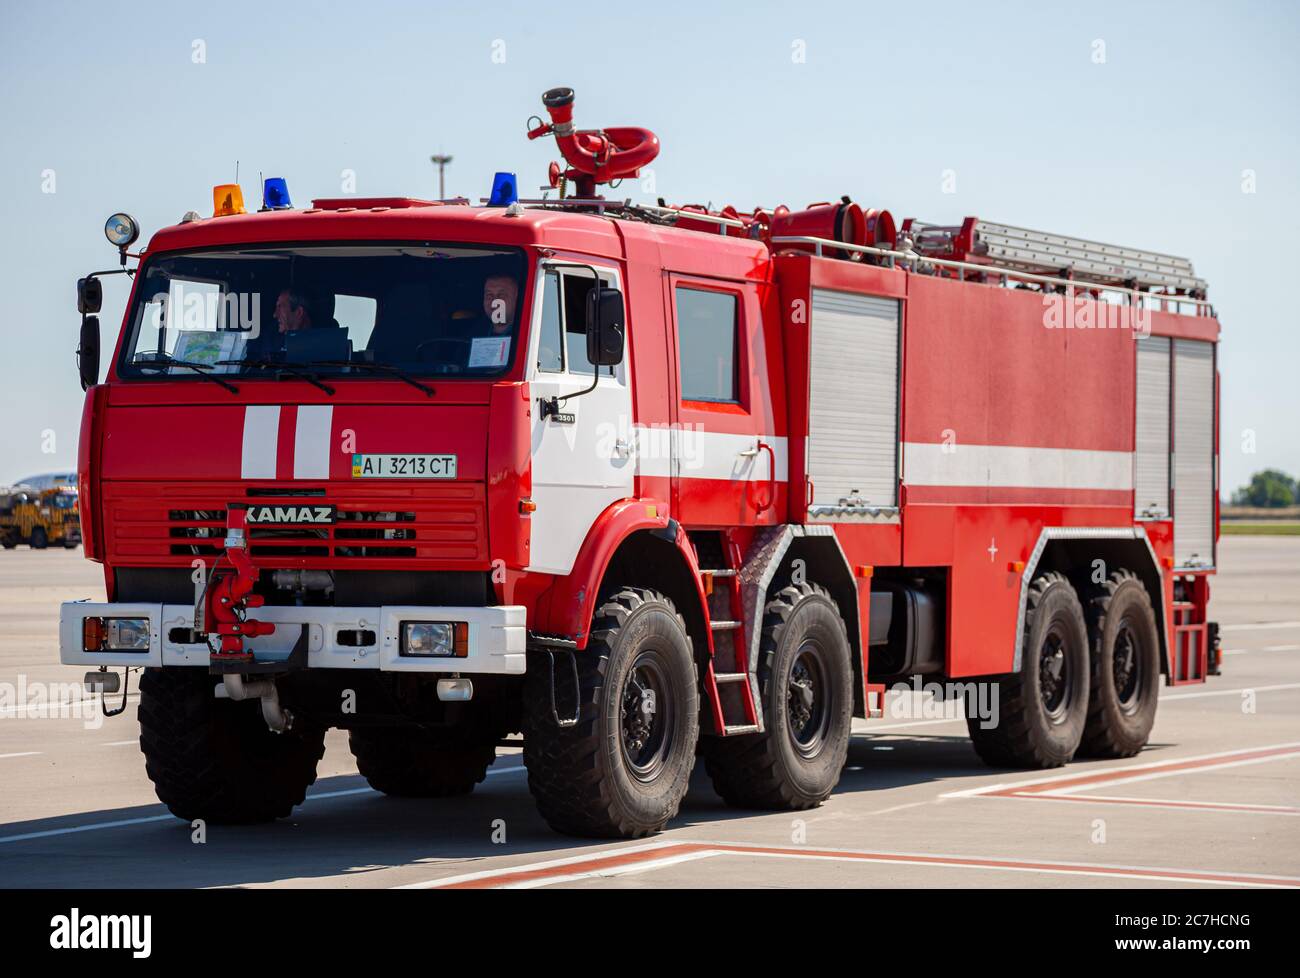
[101,740,137,747]
[0,814,177,844]
[0,693,139,719]
[0,751,42,760]
[1263,644,1300,652]
[861,717,965,732]
[1161,682,1300,701]
[1219,621,1300,632]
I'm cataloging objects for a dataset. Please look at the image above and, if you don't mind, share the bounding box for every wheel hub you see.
[1038,627,1072,719]
[1113,619,1141,709]
[786,642,831,757]
[619,652,674,782]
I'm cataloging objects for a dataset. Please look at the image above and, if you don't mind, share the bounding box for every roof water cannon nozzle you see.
[529,86,659,199]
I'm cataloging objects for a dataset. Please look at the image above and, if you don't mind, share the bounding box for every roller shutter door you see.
[808,290,900,509]
[1173,338,1215,568]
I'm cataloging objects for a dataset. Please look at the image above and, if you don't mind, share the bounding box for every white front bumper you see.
[59,602,527,674]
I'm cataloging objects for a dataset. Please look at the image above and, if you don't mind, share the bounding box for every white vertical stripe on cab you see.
[293,405,334,480]
[241,405,281,479]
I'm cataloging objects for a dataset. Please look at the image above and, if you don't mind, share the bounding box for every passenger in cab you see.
[459,274,519,370]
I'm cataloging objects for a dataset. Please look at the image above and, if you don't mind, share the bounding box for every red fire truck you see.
[63,88,1220,838]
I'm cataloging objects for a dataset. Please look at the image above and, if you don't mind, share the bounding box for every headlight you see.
[401,621,468,657]
[83,617,150,652]
[106,618,150,650]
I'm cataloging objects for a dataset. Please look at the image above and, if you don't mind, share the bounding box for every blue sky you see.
[1,0,1296,493]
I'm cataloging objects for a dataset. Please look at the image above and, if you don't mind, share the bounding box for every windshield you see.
[118,244,528,380]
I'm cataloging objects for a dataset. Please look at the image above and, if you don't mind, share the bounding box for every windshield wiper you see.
[217,358,336,396]
[313,361,436,397]
[135,355,239,393]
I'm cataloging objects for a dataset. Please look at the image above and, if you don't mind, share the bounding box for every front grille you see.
[107,483,486,567]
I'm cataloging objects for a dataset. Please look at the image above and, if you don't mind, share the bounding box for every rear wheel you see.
[702,582,854,810]
[1079,570,1160,758]
[348,727,496,797]
[967,571,1089,768]
[523,587,699,838]
[138,668,326,823]
[30,527,47,549]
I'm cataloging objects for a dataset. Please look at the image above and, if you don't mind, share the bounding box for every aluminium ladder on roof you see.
[906,218,1208,296]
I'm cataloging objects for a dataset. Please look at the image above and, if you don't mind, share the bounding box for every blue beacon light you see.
[262,177,293,210]
[488,171,518,206]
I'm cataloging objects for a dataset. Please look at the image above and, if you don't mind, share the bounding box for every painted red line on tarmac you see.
[1003,793,1300,816]
[432,842,1300,889]
[987,745,1300,797]
[437,844,714,888]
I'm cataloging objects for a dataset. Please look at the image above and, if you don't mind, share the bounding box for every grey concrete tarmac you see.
[1,538,1297,888]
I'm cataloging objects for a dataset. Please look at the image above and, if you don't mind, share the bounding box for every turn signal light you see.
[82,617,104,652]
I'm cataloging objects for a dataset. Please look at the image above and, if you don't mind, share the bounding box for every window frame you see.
[527,260,627,384]
[672,279,747,410]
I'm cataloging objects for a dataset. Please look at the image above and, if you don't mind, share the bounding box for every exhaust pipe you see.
[223,674,294,733]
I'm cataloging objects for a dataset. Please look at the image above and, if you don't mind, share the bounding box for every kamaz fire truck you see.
[62,88,1220,838]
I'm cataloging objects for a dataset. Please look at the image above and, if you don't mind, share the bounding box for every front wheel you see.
[138,668,326,824]
[522,587,699,838]
[702,582,854,810]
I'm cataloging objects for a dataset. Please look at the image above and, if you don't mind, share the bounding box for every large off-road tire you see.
[967,571,1089,769]
[701,582,854,810]
[30,527,47,549]
[1078,570,1160,758]
[348,727,496,797]
[138,668,326,824]
[522,587,699,838]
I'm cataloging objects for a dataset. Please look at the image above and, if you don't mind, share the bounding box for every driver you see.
[275,287,317,335]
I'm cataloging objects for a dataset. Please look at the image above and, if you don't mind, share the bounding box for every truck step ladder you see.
[1168,577,1211,684]
[699,535,761,735]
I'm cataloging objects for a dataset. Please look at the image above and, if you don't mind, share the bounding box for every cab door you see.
[667,274,784,526]
[525,263,634,574]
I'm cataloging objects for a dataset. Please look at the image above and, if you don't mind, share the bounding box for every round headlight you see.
[104,212,139,249]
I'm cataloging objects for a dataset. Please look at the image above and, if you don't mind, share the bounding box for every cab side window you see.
[536,269,619,376]
[537,271,565,372]
[675,286,738,403]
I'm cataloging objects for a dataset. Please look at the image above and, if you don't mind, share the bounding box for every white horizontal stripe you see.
[633,426,788,482]
[903,442,1133,491]
[294,405,333,480]
[241,405,280,479]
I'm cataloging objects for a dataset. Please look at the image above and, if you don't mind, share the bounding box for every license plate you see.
[351,454,457,479]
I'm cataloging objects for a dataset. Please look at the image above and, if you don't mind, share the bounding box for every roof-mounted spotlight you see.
[104,213,139,249]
